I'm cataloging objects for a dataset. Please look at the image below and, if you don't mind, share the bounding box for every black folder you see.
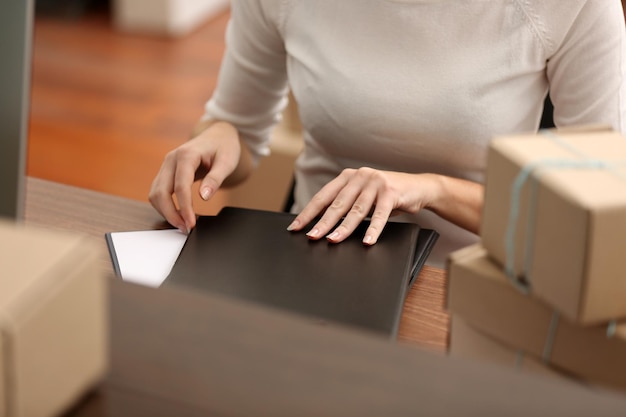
[164,206,438,338]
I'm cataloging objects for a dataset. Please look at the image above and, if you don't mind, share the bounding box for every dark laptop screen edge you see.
[0,0,34,221]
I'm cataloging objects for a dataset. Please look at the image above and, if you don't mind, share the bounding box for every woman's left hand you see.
[286,167,483,245]
[286,167,440,245]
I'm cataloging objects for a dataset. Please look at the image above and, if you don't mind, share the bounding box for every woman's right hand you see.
[149,121,248,233]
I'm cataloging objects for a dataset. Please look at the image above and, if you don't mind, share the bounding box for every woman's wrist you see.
[205,122,254,187]
[419,173,483,234]
[189,119,254,187]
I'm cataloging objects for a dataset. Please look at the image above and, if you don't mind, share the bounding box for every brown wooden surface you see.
[24,177,449,350]
[24,177,168,273]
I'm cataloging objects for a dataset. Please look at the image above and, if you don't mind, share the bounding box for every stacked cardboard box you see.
[449,314,567,381]
[447,128,626,393]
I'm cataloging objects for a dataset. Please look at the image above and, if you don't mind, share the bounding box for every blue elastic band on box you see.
[505,158,610,290]
[607,320,618,338]
[542,311,560,363]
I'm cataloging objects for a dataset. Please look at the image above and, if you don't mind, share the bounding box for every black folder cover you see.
[165,206,438,338]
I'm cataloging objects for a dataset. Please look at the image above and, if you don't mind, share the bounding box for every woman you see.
[149,0,625,267]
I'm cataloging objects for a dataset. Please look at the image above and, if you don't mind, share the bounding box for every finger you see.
[362,196,395,246]
[198,149,237,201]
[306,175,369,240]
[326,187,377,243]
[287,172,352,232]
[173,152,201,232]
[149,162,187,232]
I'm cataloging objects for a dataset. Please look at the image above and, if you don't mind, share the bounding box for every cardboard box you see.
[481,129,626,324]
[449,315,571,381]
[0,222,108,417]
[447,244,626,393]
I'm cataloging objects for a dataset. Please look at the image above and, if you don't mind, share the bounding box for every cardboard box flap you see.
[489,131,626,209]
[541,124,613,134]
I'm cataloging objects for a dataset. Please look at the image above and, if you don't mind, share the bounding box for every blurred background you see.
[28,0,302,215]
[29,0,228,205]
[27,1,626,216]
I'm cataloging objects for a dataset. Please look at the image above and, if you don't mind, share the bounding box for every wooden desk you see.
[22,178,626,416]
[24,177,449,351]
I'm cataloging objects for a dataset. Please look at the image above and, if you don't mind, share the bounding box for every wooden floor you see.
[28,7,230,203]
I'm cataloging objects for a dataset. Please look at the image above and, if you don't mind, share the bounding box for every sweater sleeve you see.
[201,0,290,162]
[546,0,625,133]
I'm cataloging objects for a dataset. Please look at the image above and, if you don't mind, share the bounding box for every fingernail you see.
[306,228,320,238]
[178,225,188,234]
[200,187,212,201]
[286,220,299,231]
[326,231,339,241]
[363,235,374,245]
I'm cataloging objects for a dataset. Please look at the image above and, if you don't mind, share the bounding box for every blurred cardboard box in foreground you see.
[0,222,107,417]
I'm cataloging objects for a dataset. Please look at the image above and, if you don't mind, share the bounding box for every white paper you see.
[108,229,188,287]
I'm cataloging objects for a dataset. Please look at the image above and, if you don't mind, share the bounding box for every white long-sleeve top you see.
[203,0,626,267]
